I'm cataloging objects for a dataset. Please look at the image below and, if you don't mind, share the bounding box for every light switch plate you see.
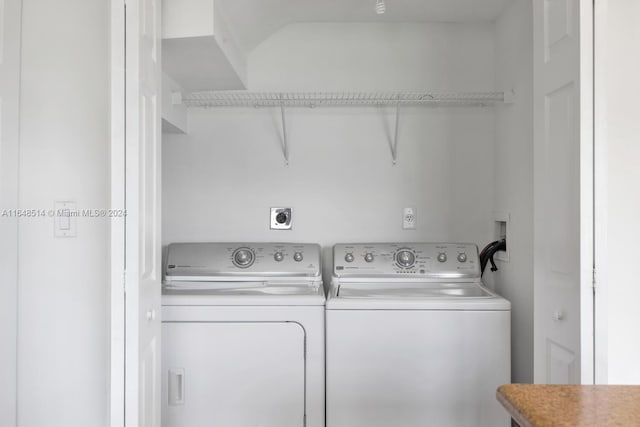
[55,201,77,237]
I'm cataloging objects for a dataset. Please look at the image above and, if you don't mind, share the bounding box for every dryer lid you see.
[163,280,322,296]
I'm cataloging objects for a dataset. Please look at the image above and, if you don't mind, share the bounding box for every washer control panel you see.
[165,242,321,281]
[334,243,480,279]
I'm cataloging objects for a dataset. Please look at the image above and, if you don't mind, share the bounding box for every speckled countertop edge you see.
[496,384,640,427]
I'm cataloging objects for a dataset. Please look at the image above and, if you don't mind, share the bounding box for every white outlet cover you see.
[403,207,416,229]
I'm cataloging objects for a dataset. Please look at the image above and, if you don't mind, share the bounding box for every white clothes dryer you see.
[326,242,510,427]
[162,242,325,427]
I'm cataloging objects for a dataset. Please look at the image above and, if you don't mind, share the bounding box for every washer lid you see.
[337,282,493,298]
[327,282,510,310]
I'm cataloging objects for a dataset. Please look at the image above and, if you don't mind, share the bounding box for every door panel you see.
[533,0,593,384]
[124,0,162,425]
[0,1,20,425]
[162,322,306,427]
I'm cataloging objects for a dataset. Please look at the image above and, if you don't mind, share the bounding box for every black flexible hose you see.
[480,239,506,276]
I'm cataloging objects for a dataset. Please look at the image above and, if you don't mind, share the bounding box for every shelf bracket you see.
[391,102,400,165]
[279,98,289,165]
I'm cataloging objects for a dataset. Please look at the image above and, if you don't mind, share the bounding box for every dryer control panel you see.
[333,243,480,279]
[165,242,321,281]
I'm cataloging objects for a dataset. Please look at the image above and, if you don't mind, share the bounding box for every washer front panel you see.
[333,242,480,279]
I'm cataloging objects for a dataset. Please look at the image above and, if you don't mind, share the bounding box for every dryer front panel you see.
[162,322,306,427]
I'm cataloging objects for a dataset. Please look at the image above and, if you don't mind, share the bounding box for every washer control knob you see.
[397,250,416,268]
[274,252,284,262]
[364,253,374,263]
[293,252,303,262]
[457,253,467,263]
[437,252,448,263]
[233,248,254,267]
[345,253,355,263]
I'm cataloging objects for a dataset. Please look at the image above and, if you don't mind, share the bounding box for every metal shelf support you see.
[392,102,400,165]
[280,99,289,165]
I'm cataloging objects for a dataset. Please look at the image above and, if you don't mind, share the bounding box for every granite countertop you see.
[496,384,640,427]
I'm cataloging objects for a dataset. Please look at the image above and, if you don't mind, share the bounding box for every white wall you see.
[489,0,534,383]
[17,0,109,426]
[249,23,495,92]
[163,22,497,281]
[597,0,640,384]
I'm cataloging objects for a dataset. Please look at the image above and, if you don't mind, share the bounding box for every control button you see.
[364,253,374,263]
[396,249,416,268]
[274,252,284,262]
[457,253,467,263]
[437,252,447,263]
[293,252,303,262]
[345,253,354,263]
[232,248,255,268]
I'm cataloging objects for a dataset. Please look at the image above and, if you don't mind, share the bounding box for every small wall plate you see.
[270,207,292,230]
[493,211,510,262]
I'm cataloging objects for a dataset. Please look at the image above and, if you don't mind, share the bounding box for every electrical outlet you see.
[403,207,416,229]
[270,207,292,230]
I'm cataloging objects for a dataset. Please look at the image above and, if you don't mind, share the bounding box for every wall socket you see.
[403,207,416,229]
[270,207,292,230]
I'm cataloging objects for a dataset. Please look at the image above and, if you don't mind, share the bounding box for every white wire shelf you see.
[179,90,512,165]
[182,91,506,108]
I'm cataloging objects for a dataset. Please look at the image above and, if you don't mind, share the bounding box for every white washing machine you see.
[326,243,510,427]
[161,242,325,427]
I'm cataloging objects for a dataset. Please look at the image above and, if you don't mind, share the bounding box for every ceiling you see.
[217,0,513,52]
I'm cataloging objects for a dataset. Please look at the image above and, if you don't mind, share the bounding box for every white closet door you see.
[162,322,306,427]
[0,1,21,425]
[533,0,594,384]
[123,0,162,425]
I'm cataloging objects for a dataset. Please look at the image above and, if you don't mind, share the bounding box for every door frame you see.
[110,0,126,425]
[108,2,604,424]
[593,0,607,385]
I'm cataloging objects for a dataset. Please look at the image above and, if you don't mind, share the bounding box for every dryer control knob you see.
[437,252,448,263]
[293,252,303,262]
[345,253,354,263]
[364,253,374,263]
[274,252,284,262]
[233,248,255,268]
[397,250,416,268]
[457,253,467,263]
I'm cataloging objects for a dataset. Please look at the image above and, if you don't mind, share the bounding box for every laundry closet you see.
[159,0,586,406]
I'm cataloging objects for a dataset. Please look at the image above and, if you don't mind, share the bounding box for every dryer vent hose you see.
[479,239,506,277]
